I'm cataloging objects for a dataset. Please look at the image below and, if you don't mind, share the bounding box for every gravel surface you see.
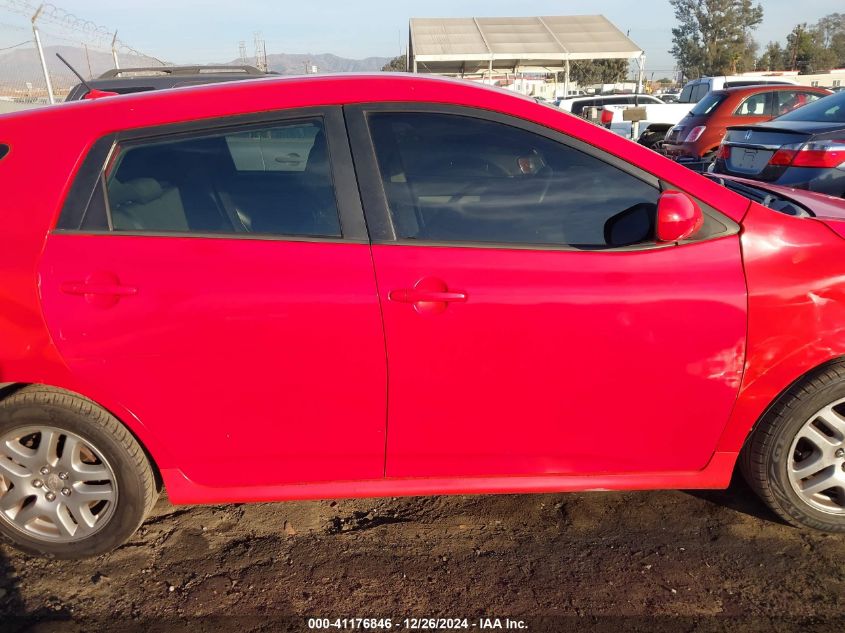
[1,474,844,632]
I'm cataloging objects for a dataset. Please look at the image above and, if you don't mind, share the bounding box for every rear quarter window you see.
[0,144,8,161]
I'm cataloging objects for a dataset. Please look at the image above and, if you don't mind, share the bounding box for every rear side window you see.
[690,83,710,103]
[775,90,823,116]
[734,92,773,116]
[777,91,845,122]
[368,112,660,248]
[104,119,341,237]
[690,92,727,116]
[0,144,8,161]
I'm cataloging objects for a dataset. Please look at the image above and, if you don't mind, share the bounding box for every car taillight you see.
[718,144,730,160]
[768,140,845,168]
[792,140,845,168]
[684,126,706,142]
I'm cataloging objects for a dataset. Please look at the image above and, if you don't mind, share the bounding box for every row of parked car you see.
[553,77,845,199]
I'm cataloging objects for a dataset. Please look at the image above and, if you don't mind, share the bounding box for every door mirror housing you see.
[656,190,703,242]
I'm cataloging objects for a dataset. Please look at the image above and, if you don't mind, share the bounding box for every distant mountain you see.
[0,45,393,97]
[0,45,160,93]
[229,52,392,75]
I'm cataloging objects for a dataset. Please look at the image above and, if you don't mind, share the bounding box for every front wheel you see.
[0,386,157,558]
[741,363,845,532]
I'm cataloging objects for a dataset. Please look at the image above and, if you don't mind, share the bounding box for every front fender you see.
[718,203,845,452]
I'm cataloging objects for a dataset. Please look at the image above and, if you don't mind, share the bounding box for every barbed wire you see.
[0,0,164,62]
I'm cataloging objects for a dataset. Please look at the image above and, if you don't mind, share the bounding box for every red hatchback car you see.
[3,75,845,559]
[662,84,831,164]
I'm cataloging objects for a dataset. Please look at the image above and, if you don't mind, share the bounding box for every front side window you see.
[368,112,660,248]
[734,92,773,116]
[105,118,341,237]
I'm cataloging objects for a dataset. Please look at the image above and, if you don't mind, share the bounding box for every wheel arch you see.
[0,382,164,493]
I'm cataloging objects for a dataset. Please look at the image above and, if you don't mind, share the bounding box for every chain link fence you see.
[0,0,164,111]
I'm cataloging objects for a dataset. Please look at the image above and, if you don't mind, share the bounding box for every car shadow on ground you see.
[1,546,72,631]
[684,472,787,525]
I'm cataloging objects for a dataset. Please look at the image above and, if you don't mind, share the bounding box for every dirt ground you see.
[1,473,843,633]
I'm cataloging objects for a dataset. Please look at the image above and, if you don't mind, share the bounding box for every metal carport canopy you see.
[408,15,643,75]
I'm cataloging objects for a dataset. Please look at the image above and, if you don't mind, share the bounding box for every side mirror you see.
[656,190,703,242]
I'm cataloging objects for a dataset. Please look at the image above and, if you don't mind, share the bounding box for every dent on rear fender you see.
[718,205,845,451]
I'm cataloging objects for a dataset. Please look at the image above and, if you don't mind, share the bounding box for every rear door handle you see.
[60,272,137,308]
[60,282,137,296]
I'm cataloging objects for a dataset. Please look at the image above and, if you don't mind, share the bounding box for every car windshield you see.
[776,91,845,122]
[690,92,726,116]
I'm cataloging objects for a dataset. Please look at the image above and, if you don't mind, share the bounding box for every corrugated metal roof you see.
[410,15,642,72]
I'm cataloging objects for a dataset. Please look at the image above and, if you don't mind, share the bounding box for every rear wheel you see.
[0,386,157,558]
[741,363,845,532]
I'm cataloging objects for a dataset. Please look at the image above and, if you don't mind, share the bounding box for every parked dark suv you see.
[65,65,272,101]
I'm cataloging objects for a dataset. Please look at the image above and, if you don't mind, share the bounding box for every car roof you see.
[65,65,273,101]
[721,84,831,95]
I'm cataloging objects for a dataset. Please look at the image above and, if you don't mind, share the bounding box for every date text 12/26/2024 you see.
[307,618,528,630]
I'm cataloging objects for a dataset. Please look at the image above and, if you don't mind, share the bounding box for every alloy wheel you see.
[0,425,118,542]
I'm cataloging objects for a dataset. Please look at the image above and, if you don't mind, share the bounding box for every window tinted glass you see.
[734,92,772,116]
[776,91,845,122]
[690,92,727,116]
[678,84,694,103]
[690,84,710,103]
[368,112,659,248]
[775,90,823,116]
[106,119,341,237]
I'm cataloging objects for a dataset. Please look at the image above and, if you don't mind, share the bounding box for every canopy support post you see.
[564,59,570,99]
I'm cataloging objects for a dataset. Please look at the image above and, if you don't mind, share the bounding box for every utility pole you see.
[31,4,55,104]
[253,32,267,72]
[111,31,120,69]
[238,41,248,64]
[790,25,802,71]
[83,42,93,79]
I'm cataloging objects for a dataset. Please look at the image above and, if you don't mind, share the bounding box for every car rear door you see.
[39,108,387,489]
[347,104,747,479]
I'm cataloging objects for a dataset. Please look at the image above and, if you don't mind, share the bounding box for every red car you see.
[2,75,845,559]
[662,84,831,165]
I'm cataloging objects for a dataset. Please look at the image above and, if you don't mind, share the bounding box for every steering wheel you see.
[445,164,511,204]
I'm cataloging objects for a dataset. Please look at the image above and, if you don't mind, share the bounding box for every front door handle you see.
[389,289,467,304]
[389,277,467,314]
[60,272,137,308]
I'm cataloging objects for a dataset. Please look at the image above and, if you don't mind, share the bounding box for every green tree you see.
[567,59,629,86]
[381,55,406,72]
[669,0,764,78]
[785,24,838,73]
[813,13,845,67]
[757,42,785,71]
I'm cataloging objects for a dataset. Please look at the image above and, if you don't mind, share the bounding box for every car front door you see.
[347,105,747,479]
[39,108,387,488]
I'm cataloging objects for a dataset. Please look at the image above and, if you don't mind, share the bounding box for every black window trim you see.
[55,106,369,243]
[344,102,738,252]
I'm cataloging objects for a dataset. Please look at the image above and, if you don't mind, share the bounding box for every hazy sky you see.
[22,0,845,73]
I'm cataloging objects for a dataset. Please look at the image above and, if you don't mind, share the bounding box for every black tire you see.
[637,128,667,150]
[741,363,845,532]
[0,385,157,558]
